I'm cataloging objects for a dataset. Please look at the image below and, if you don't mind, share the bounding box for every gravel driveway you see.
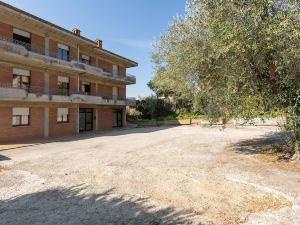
[0,126,299,225]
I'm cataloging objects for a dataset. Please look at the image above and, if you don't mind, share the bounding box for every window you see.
[57,108,69,123]
[57,76,69,95]
[81,55,90,65]
[13,28,31,50]
[12,108,30,127]
[81,82,91,95]
[56,43,69,61]
[12,68,30,90]
[112,65,118,76]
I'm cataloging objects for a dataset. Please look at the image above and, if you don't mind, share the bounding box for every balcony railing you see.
[126,74,136,84]
[0,35,136,84]
[0,82,135,105]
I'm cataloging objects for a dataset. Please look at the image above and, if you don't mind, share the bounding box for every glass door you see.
[79,108,93,132]
[113,110,123,128]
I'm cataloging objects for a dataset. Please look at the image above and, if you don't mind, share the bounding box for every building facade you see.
[0,2,138,143]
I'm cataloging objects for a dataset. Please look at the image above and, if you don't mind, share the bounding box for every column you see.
[95,108,98,130]
[123,107,127,127]
[44,107,49,138]
[44,72,49,94]
[76,104,80,133]
[45,37,50,56]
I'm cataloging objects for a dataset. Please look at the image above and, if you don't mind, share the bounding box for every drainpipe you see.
[77,45,80,62]
[76,73,80,134]
[77,104,79,134]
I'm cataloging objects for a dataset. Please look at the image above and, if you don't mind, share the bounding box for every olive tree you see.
[150,0,300,156]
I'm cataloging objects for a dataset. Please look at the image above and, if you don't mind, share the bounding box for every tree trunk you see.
[291,140,300,161]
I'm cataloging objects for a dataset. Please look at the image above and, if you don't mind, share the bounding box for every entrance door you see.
[113,110,123,128]
[79,108,93,132]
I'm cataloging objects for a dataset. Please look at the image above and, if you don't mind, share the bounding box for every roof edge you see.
[0,2,138,67]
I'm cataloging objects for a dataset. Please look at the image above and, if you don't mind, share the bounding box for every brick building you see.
[0,2,138,143]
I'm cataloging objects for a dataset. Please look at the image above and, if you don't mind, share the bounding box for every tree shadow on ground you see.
[0,155,10,161]
[230,131,287,155]
[0,185,201,225]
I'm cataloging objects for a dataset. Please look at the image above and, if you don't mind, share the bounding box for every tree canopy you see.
[149,0,300,152]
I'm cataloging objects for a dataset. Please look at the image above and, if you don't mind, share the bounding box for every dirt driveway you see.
[0,126,299,225]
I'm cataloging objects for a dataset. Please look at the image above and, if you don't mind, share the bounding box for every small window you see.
[12,107,30,126]
[81,82,91,95]
[81,54,90,65]
[112,65,118,76]
[12,68,30,90]
[57,76,69,95]
[13,28,31,50]
[57,108,69,123]
[56,43,69,61]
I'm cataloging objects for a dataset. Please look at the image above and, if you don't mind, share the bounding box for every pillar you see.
[44,107,49,138]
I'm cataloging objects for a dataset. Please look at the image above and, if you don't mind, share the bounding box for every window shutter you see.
[58,43,69,51]
[58,76,69,83]
[13,68,30,76]
[13,28,30,38]
[82,55,90,60]
[13,107,30,116]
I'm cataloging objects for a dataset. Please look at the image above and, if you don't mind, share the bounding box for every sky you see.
[3,0,186,98]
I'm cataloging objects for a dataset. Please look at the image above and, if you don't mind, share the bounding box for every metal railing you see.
[0,82,134,103]
[0,35,136,83]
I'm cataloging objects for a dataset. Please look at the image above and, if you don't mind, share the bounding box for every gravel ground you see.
[0,126,299,225]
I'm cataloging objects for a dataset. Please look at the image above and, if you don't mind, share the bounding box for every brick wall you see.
[49,40,57,58]
[98,59,112,73]
[91,56,96,66]
[69,46,77,61]
[31,33,45,54]
[0,64,12,84]
[0,22,12,39]
[49,107,77,138]
[118,86,126,98]
[98,108,112,130]
[98,84,112,98]
[30,70,44,87]
[119,66,126,76]
[0,107,44,143]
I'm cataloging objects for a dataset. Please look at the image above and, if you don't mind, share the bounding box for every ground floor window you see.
[57,108,69,123]
[12,107,30,127]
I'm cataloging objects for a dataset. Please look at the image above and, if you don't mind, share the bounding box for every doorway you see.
[113,109,123,128]
[79,108,93,132]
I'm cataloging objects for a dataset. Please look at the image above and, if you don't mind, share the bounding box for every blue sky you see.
[3,0,186,98]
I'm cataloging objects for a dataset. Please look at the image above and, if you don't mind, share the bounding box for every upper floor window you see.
[81,82,91,95]
[13,28,31,50]
[112,65,118,76]
[12,107,30,127]
[57,108,69,123]
[12,68,30,90]
[81,54,90,65]
[57,43,69,61]
[57,76,69,95]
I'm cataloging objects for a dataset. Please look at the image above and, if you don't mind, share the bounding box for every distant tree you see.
[136,96,174,120]
[150,0,300,156]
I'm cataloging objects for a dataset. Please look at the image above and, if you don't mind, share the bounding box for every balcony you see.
[0,35,136,85]
[126,74,136,85]
[0,83,136,106]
